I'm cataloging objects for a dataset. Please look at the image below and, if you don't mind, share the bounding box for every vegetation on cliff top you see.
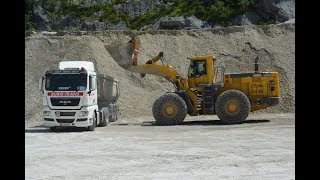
[25,0,255,31]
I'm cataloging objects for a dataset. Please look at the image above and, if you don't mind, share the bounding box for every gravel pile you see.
[25,22,295,121]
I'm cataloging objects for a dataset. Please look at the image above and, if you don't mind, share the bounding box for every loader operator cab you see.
[188,60,207,78]
[187,56,216,88]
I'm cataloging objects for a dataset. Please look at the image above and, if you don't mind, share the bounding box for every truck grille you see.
[50,97,80,106]
[56,119,75,123]
[59,112,76,116]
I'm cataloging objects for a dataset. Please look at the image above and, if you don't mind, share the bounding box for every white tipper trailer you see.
[39,61,120,131]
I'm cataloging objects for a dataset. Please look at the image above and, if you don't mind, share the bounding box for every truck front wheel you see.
[87,114,97,131]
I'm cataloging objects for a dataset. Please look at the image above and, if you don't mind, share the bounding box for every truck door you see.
[88,75,97,105]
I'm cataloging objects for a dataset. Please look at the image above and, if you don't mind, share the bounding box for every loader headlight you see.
[43,111,52,116]
[79,111,89,117]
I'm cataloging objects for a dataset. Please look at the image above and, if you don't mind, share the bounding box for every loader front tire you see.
[152,93,187,125]
[215,90,250,124]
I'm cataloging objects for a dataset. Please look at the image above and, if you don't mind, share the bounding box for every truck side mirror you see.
[89,75,97,91]
[39,77,44,92]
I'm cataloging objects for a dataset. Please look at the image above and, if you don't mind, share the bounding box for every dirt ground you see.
[25,113,295,180]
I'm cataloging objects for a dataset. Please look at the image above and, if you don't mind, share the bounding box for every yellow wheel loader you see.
[126,52,280,125]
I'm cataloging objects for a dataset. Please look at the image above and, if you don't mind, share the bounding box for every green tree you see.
[207,0,232,26]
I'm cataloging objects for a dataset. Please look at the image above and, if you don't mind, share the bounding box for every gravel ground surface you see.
[25,113,295,180]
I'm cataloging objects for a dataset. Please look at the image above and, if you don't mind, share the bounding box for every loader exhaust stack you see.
[254,56,259,73]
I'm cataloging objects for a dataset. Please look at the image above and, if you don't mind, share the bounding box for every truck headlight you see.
[43,111,51,116]
[79,111,89,117]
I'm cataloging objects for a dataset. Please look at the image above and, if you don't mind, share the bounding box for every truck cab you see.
[39,61,120,131]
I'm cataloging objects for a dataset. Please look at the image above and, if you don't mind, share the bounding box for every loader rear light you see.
[269,80,275,91]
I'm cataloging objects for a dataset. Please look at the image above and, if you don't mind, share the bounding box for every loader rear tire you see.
[152,93,187,125]
[215,89,250,124]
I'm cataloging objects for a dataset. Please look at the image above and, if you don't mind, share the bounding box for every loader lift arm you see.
[127,52,189,90]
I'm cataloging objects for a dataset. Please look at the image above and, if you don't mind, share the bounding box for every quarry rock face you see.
[29,6,51,31]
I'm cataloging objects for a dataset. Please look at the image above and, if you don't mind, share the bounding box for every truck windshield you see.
[45,73,87,91]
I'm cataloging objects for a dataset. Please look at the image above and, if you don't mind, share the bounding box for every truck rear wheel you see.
[152,93,187,125]
[49,127,57,132]
[215,89,250,124]
[99,112,108,127]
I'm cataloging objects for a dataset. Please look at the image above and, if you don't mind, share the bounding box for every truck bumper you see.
[43,119,92,128]
[42,107,96,128]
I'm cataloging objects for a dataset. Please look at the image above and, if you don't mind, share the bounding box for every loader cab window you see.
[188,60,207,78]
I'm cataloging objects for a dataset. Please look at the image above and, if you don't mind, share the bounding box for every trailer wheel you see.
[152,93,187,125]
[87,114,97,131]
[109,115,114,122]
[114,108,118,121]
[49,127,57,132]
[115,113,118,121]
[215,89,250,124]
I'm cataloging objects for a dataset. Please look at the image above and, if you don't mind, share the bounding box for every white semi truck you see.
[39,61,120,131]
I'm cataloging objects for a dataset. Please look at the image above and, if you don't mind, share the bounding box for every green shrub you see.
[25,15,35,31]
